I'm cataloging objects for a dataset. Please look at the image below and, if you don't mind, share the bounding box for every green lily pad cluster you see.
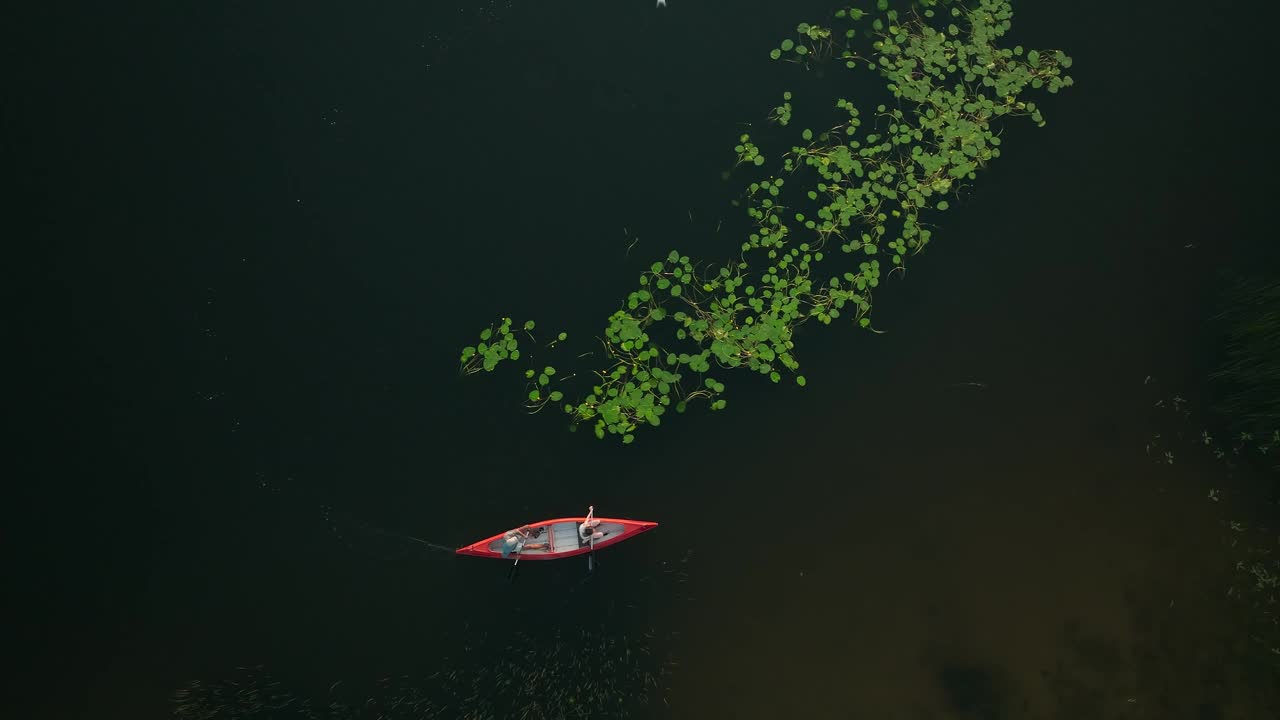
[733,134,765,167]
[458,0,1073,443]
[459,317,525,373]
[771,22,836,61]
[769,91,793,127]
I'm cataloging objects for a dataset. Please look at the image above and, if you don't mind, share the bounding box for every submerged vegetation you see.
[1145,381,1280,670]
[1211,277,1280,471]
[1208,275,1280,667]
[1147,275,1280,478]
[458,0,1074,443]
[172,626,669,719]
[1145,275,1280,672]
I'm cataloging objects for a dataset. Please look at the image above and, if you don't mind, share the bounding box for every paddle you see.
[507,547,522,583]
[584,505,599,573]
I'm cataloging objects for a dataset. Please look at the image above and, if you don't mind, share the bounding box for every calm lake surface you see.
[12,0,1278,718]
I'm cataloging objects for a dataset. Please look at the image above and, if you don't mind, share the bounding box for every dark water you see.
[11,0,1279,717]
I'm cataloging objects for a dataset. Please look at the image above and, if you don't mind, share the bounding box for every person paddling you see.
[501,525,548,557]
[580,506,604,544]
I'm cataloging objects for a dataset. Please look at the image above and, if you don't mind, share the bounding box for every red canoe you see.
[455,516,658,560]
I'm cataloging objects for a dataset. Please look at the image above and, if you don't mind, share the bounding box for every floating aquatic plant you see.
[458,0,1074,443]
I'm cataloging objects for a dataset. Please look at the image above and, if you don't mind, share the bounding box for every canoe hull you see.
[455,517,658,560]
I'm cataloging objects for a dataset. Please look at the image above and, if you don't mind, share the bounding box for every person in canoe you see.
[501,525,548,557]
[580,506,604,544]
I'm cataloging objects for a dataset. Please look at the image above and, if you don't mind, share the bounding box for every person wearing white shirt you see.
[579,506,604,544]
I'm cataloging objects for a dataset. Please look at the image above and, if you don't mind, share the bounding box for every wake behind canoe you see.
[455,517,658,560]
